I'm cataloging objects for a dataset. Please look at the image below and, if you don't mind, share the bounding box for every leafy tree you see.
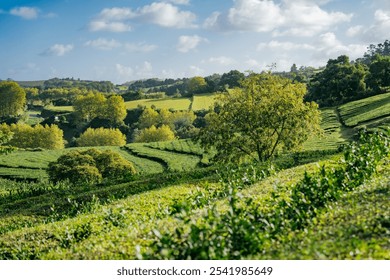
[103,95,127,125]
[307,55,368,106]
[138,107,160,129]
[0,123,64,149]
[0,81,26,117]
[219,70,245,90]
[365,54,390,94]
[134,125,175,143]
[0,130,15,155]
[187,76,207,95]
[197,72,320,162]
[76,127,126,146]
[48,149,136,185]
[361,39,390,64]
[73,92,106,122]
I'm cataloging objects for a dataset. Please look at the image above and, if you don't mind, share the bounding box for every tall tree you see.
[365,54,390,94]
[197,72,320,162]
[103,95,127,125]
[73,92,106,122]
[307,55,368,106]
[0,81,26,117]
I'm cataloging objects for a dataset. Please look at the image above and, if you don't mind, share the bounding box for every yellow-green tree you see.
[138,107,160,129]
[76,127,126,146]
[134,125,175,143]
[198,72,321,162]
[103,95,127,125]
[0,81,26,117]
[187,76,207,94]
[0,130,15,155]
[0,123,64,149]
[73,92,106,122]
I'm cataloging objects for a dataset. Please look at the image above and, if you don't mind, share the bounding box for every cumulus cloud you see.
[85,38,121,50]
[204,0,352,36]
[116,64,134,78]
[90,2,196,32]
[124,42,157,52]
[164,0,190,5]
[346,9,390,42]
[41,44,74,56]
[10,7,39,20]
[89,20,132,32]
[206,56,236,65]
[257,40,316,51]
[177,35,207,52]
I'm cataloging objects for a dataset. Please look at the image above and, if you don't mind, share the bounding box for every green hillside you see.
[0,91,389,260]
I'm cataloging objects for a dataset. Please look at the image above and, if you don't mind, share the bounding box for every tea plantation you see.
[0,93,389,259]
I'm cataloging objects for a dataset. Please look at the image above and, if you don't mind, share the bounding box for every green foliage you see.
[307,55,368,106]
[142,129,390,260]
[133,125,175,143]
[198,72,321,162]
[48,149,136,185]
[0,81,26,117]
[0,130,15,155]
[77,127,126,146]
[365,54,390,94]
[187,76,207,95]
[103,95,127,125]
[73,92,106,122]
[0,123,64,150]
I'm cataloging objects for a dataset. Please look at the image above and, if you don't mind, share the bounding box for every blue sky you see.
[1,0,389,84]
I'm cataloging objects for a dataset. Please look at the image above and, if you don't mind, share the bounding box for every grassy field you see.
[191,93,217,111]
[125,97,192,110]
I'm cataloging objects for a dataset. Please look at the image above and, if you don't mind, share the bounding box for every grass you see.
[191,93,217,111]
[125,143,201,171]
[125,98,191,110]
[44,105,74,113]
[338,92,390,127]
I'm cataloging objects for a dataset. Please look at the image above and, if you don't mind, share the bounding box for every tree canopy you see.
[0,81,26,118]
[307,55,368,106]
[197,72,320,162]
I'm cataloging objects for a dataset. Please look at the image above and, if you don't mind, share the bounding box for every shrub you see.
[133,125,175,143]
[76,127,126,146]
[0,123,64,149]
[48,149,136,185]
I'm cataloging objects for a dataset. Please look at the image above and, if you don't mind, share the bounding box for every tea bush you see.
[142,129,390,259]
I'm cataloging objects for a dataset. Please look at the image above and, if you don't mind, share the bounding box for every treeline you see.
[306,40,390,106]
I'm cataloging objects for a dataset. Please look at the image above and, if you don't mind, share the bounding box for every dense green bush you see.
[48,149,136,185]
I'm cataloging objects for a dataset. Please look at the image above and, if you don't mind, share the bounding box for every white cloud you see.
[342,9,390,42]
[188,65,205,76]
[346,25,364,37]
[205,0,352,36]
[42,44,74,56]
[89,20,132,32]
[124,42,157,52]
[177,35,207,52]
[10,7,39,20]
[116,64,134,79]
[85,38,121,50]
[90,2,196,32]
[136,61,154,78]
[164,0,190,6]
[206,56,236,66]
[257,40,315,51]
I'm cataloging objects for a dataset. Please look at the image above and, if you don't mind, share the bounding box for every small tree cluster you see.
[0,81,26,118]
[133,125,175,143]
[0,123,64,149]
[73,92,127,125]
[76,127,126,147]
[48,149,136,185]
[0,130,15,155]
[136,107,196,141]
